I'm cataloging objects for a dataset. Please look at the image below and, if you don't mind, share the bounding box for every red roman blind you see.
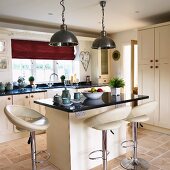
[11,39,75,60]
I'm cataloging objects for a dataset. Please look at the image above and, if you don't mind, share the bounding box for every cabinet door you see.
[13,94,30,107]
[138,64,155,125]
[138,29,154,65]
[30,92,46,115]
[0,96,13,134]
[155,25,170,129]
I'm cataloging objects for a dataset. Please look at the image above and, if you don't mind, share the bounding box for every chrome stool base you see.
[121,158,150,170]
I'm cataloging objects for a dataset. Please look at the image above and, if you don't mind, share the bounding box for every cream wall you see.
[110,29,137,78]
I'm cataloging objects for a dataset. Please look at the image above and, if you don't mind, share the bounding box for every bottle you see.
[61,87,71,100]
[86,76,90,84]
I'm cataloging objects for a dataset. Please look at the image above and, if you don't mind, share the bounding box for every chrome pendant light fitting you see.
[49,0,78,47]
[92,1,116,49]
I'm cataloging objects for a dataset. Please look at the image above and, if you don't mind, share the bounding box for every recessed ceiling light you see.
[48,12,53,15]
[135,11,140,13]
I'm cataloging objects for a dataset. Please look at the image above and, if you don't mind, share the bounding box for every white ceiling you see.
[0,0,170,34]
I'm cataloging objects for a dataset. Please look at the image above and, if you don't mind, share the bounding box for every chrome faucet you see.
[48,73,58,87]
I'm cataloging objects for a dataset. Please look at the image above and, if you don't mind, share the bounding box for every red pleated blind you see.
[11,39,75,60]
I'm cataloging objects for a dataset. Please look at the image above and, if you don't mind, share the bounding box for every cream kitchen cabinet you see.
[13,92,46,115]
[138,22,170,129]
[0,95,13,136]
[91,49,111,84]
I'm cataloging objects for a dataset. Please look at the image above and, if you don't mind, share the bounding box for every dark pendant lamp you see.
[49,0,78,47]
[92,1,116,49]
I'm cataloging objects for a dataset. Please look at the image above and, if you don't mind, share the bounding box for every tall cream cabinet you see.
[91,49,111,84]
[138,22,170,129]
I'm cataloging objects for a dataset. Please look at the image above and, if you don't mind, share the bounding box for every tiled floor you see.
[0,127,169,170]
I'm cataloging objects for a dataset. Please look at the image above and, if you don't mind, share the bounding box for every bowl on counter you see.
[83,98,104,106]
[82,91,103,99]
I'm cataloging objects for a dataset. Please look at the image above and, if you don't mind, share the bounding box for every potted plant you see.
[28,76,35,85]
[109,77,125,95]
[60,75,65,84]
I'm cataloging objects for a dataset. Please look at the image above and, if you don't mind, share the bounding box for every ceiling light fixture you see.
[49,0,78,47]
[92,1,116,49]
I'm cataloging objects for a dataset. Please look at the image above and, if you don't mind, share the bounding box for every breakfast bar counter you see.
[35,93,148,170]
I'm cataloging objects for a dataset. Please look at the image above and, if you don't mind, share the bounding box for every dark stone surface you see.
[34,92,149,112]
[0,88,47,96]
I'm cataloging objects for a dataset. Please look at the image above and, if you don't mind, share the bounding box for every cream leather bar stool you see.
[121,101,157,170]
[85,106,132,170]
[4,105,50,170]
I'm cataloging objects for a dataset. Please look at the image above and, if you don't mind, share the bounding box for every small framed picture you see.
[0,40,6,54]
[0,58,8,70]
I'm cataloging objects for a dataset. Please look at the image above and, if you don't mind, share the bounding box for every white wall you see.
[0,29,94,83]
[110,29,137,78]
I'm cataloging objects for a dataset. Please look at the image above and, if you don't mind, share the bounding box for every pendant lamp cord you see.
[101,2,105,32]
[60,0,65,25]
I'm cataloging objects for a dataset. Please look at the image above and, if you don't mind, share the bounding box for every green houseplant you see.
[28,76,35,85]
[109,77,125,95]
[60,75,65,83]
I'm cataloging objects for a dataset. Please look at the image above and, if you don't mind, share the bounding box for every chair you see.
[4,105,50,170]
[120,101,157,170]
[85,106,131,170]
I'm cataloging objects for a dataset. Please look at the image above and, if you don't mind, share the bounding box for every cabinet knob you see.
[25,96,29,98]
[8,97,11,100]
[155,66,159,68]
[31,95,34,98]
[150,60,153,62]
[150,66,153,68]
[155,60,158,62]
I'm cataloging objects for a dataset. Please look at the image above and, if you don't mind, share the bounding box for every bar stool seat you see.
[85,106,131,170]
[4,105,50,170]
[121,101,157,170]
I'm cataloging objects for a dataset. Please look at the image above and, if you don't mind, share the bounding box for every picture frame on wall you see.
[0,40,7,55]
[0,57,8,71]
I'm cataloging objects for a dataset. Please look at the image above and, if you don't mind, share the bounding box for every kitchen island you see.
[35,93,148,170]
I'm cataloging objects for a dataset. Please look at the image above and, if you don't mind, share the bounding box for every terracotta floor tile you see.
[160,141,170,150]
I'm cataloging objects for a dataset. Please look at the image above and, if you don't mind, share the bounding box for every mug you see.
[74,92,81,100]
[62,98,70,104]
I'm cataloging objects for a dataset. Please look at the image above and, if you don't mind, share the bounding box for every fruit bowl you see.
[82,92,103,99]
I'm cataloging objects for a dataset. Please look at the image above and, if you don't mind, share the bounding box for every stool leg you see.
[30,132,37,170]
[102,130,107,170]
[120,122,150,170]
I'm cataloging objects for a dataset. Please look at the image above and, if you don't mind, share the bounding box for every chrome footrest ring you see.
[121,140,134,148]
[89,149,110,160]
[35,150,51,163]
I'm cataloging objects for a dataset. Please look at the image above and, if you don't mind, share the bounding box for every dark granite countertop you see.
[34,92,149,112]
[0,88,47,96]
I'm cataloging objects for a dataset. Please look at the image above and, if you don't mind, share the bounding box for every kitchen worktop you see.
[34,92,149,112]
[0,88,47,96]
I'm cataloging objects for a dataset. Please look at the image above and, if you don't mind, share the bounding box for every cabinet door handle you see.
[155,60,158,62]
[25,96,29,98]
[31,95,34,98]
[150,66,153,68]
[8,97,11,100]
[150,60,153,62]
[155,66,159,68]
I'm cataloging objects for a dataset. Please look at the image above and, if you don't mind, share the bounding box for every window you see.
[12,59,73,83]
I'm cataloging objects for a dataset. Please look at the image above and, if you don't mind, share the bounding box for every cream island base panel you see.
[45,106,127,170]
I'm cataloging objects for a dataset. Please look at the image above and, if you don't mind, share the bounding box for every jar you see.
[0,83,5,92]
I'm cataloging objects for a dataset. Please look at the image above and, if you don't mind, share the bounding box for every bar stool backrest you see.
[85,106,131,128]
[130,101,157,118]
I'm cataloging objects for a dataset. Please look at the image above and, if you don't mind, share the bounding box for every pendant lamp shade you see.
[49,0,78,47]
[92,1,116,49]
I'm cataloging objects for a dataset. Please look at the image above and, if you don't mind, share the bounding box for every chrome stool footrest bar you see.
[121,140,134,148]
[89,149,110,160]
[35,150,51,163]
